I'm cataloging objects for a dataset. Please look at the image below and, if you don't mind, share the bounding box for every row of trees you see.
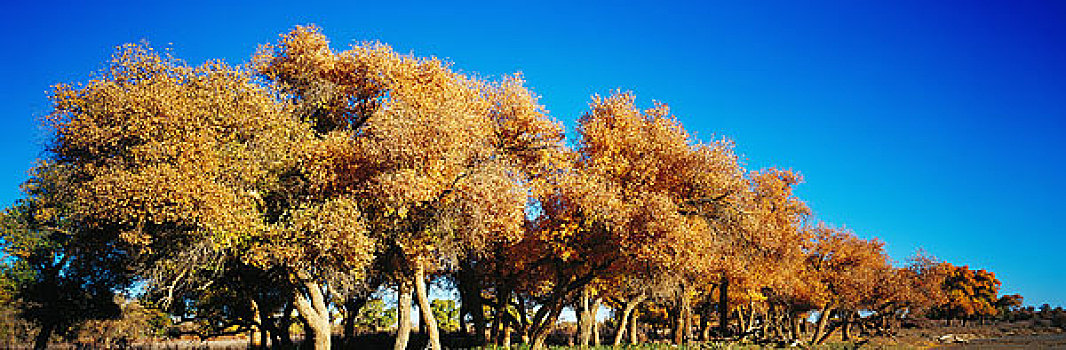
[0,26,1025,349]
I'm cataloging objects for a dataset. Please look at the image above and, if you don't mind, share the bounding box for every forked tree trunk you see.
[530,300,566,350]
[292,278,332,350]
[414,260,442,350]
[812,303,835,344]
[613,295,646,346]
[394,281,414,350]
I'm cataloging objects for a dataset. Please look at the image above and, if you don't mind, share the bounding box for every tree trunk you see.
[457,259,487,344]
[343,296,369,345]
[679,283,691,344]
[394,280,414,350]
[491,284,512,345]
[414,260,442,350]
[792,312,802,340]
[592,298,601,346]
[577,287,593,347]
[530,299,566,350]
[251,299,263,349]
[751,306,759,333]
[811,304,835,345]
[517,294,531,344]
[33,322,56,350]
[701,307,712,341]
[718,276,729,337]
[841,310,852,341]
[292,277,332,350]
[277,302,296,348]
[741,306,748,334]
[613,295,645,346]
[629,307,639,344]
[502,320,511,348]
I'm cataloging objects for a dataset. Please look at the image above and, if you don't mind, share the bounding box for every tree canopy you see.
[0,25,1031,350]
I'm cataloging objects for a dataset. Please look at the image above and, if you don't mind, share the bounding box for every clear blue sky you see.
[2,1,1063,307]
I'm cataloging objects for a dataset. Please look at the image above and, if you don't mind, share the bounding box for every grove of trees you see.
[0,26,1034,349]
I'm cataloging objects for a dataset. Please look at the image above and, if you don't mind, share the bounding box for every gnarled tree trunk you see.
[812,303,836,344]
[414,260,442,350]
[292,278,332,350]
[612,294,646,346]
[394,280,413,350]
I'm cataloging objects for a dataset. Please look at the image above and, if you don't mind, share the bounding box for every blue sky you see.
[1,1,1064,307]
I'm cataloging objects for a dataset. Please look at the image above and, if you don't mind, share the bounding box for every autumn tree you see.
[929,263,1001,324]
[996,294,1024,321]
[42,39,381,350]
[252,26,563,350]
[707,168,811,340]
[496,91,747,348]
[803,224,891,344]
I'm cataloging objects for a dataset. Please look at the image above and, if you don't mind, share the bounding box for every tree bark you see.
[718,276,729,337]
[701,308,712,341]
[629,307,639,344]
[530,299,566,350]
[841,310,852,341]
[502,319,512,348]
[456,259,487,344]
[276,301,296,348]
[394,280,414,350]
[592,298,601,346]
[577,287,593,347]
[292,278,332,350]
[676,282,691,344]
[811,303,835,344]
[414,260,442,350]
[792,312,802,340]
[491,283,512,345]
[612,295,645,346]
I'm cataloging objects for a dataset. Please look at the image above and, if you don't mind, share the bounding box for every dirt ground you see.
[861,321,1066,349]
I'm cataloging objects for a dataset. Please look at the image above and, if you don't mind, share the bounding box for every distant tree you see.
[929,264,1001,323]
[351,299,397,332]
[431,299,460,333]
[996,294,1023,320]
[75,296,170,347]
